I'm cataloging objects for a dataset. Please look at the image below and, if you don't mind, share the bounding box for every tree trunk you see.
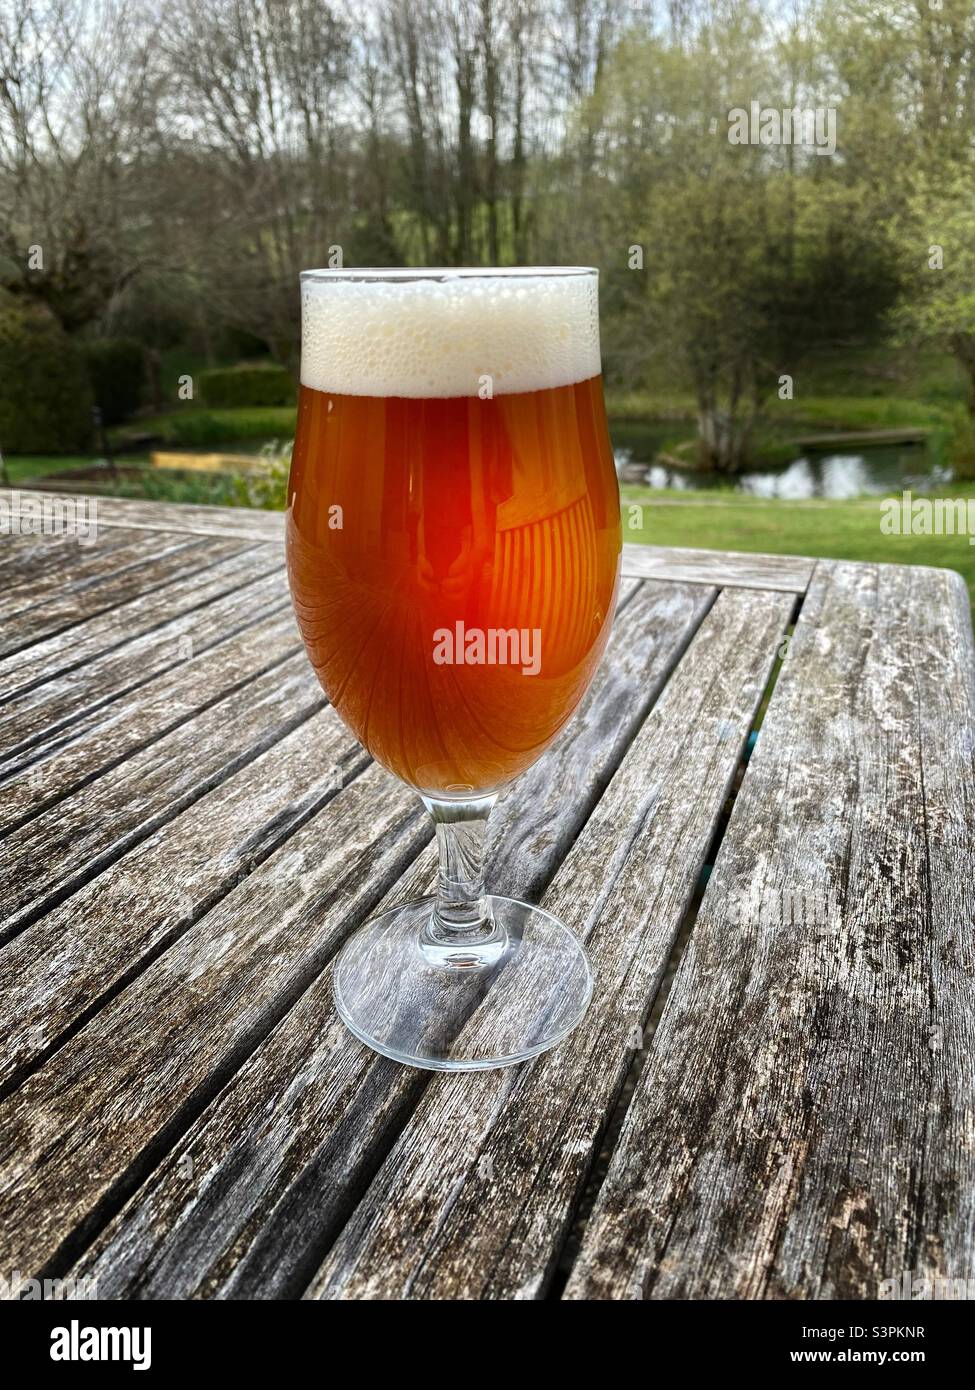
[950,331,975,414]
[696,398,754,473]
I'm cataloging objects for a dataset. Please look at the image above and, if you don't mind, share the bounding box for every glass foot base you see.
[332,895,593,1072]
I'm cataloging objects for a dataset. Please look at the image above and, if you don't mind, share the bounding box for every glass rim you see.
[300,265,598,283]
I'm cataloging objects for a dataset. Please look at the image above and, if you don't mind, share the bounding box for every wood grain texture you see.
[0,542,270,703]
[2,494,967,1303]
[486,577,714,900]
[0,533,219,656]
[621,541,812,593]
[0,488,285,542]
[0,604,299,837]
[0,642,322,940]
[565,560,975,1300]
[0,705,367,1093]
[302,587,794,1300]
[0,762,431,1281]
[72,850,439,1301]
[64,578,717,1299]
[0,570,292,784]
[2,493,811,593]
[0,527,136,603]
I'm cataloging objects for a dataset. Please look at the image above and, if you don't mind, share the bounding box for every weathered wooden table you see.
[1,489,973,1301]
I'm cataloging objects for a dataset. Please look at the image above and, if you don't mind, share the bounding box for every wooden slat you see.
[2,491,811,592]
[621,541,812,593]
[0,642,321,941]
[0,763,430,1279]
[0,603,298,835]
[0,544,276,702]
[0,705,367,1093]
[0,569,293,783]
[0,528,202,625]
[63,578,719,1298]
[300,586,793,1300]
[0,527,135,589]
[3,491,812,593]
[0,571,291,773]
[0,534,222,657]
[0,488,284,543]
[486,577,713,900]
[565,561,975,1299]
[70,849,437,1300]
[3,493,958,1303]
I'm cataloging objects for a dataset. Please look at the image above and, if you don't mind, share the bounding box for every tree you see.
[0,0,164,331]
[572,9,805,469]
[896,176,975,410]
[159,0,354,366]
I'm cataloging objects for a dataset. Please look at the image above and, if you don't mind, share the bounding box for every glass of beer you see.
[287,267,621,1070]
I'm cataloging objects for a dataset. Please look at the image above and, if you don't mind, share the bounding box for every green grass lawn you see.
[9,338,974,609]
[622,486,975,606]
[2,455,98,486]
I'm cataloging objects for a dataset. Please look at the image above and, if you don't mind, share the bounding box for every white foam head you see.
[300,269,601,398]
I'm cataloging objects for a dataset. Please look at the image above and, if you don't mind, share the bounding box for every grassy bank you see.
[111,407,297,450]
[622,485,975,605]
[8,339,972,609]
[605,343,966,467]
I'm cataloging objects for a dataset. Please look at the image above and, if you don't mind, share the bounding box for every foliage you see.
[132,470,244,506]
[112,406,297,448]
[0,292,92,452]
[945,407,975,482]
[891,174,975,410]
[581,17,908,470]
[231,440,293,511]
[4,0,975,469]
[82,337,146,424]
[199,364,296,410]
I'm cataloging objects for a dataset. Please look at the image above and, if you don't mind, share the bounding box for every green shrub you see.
[130,470,243,506]
[946,406,975,481]
[0,292,93,453]
[199,363,295,409]
[112,406,296,448]
[232,439,292,510]
[83,337,146,424]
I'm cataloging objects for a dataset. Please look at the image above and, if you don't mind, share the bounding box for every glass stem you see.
[422,794,499,948]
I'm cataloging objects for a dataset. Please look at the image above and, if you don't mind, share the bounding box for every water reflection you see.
[615,439,951,499]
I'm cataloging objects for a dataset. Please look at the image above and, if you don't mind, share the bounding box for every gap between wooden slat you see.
[0,628,303,846]
[49,579,717,1297]
[296,587,796,1300]
[1,532,208,628]
[562,562,975,1298]
[32,803,431,1287]
[0,594,295,779]
[0,528,167,621]
[28,808,435,1289]
[547,587,805,1297]
[0,543,278,703]
[0,742,374,1106]
[0,659,324,949]
[0,537,254,664]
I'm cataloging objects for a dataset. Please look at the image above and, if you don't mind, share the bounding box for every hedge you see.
[83,337,146,424]
[0,292,93,453]
[198,363,296,409]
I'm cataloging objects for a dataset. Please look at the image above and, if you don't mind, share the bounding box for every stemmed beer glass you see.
[287,267,621,1070]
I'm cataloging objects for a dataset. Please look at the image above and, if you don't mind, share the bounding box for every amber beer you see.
[287,271,621,798]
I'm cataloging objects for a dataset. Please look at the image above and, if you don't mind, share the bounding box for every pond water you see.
[611,424,951,499]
